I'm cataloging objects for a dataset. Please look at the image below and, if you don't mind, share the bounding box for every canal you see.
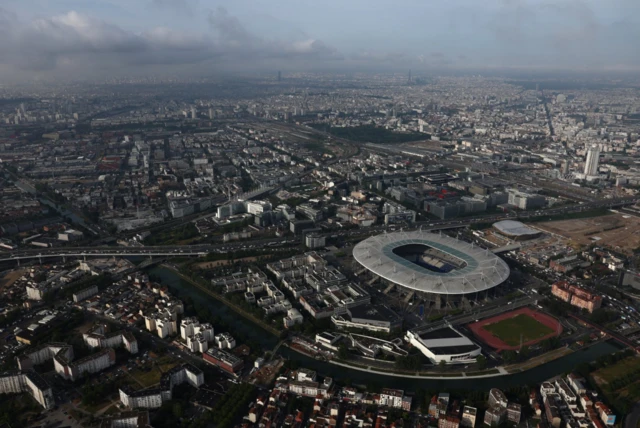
[15,180,90,229]
[147,265,622,391]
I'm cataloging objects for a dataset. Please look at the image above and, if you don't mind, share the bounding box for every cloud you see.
[207,7,342,60]
[351,51,405,62]
[150,0,194,15]
[482,0,640,67]
[0,7,342,79]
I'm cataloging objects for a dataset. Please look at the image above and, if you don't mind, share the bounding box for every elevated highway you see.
[0,196,637,264]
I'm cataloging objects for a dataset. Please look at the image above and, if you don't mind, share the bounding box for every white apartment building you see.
[0,371,55,409]
[378,388,404,409]
[215,333,236,349]
[119,364,204,409]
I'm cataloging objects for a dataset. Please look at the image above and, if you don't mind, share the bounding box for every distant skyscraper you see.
[191,107,197,119]
[408,70,412,84]
[584,144,601,176]
[535,83,540,92]
[277,71,282,82]
[208,108,214,120]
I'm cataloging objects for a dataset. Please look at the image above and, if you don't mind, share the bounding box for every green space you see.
[574,350,638,415]
[129,366,163,388]
[483,314,555,346]
[128,355,178,388]
[144,223,199,245]
[592,356,640,386]
[309,124,425,144]
[301,140,333,155]
[0,393,43,427]
[209,383,256,428]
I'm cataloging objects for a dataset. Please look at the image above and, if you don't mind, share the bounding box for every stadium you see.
[492,220,541,241]
[405,326,482,364]
[353,230,510,307]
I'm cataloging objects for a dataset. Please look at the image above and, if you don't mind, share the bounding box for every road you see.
[0,195,636,263]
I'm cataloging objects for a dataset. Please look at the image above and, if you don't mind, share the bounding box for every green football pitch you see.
[483,314,555,347]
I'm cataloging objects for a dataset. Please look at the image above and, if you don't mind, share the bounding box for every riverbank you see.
[285,339,595,380]
[160,264,281,337]
[150,265,623,386]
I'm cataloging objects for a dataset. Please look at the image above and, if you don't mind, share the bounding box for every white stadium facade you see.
[405,326,481,364]
[353,230,510,307]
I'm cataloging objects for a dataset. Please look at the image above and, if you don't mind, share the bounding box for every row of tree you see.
[210,383,256,428]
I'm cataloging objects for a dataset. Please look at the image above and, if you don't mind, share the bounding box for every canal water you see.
[147,265,622,391]
[15,180,88,228]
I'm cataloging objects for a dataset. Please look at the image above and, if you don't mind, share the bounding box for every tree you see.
[476,355,487,370]
[502,350,518,364]
[519,345,530,360]
[172,402,183,418]
[337,344,350,360]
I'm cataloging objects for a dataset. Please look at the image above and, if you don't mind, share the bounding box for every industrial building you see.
[72,284,99,302]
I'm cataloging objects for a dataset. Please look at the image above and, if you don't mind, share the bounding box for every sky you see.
[1,0,639,82]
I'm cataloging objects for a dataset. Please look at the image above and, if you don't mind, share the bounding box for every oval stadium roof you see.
[493,220,540,237]
[353,230,510,295]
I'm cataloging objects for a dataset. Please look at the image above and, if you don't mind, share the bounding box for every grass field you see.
[129,356,178,388]
[592,356,640,386]
[484,314,555,346]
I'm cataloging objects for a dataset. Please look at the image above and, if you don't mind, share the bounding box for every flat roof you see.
[409,326,480,356]
[349,304,400,323]
[428,345,480,355]
[418,328,463,340]
[493,220,540,237]
[353,230,510,295]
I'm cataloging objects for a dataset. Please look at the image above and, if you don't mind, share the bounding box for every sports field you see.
[483,314,555,346]
[467,307,562,351]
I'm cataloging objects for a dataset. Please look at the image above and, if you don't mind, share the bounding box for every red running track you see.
[467,307,563,351]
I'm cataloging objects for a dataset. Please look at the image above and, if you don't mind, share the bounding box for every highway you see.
[0,196,637,263]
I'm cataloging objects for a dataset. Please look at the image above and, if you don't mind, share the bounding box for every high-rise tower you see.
[584,144,601,176]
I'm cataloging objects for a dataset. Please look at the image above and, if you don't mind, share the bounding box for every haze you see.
[1,0,639,82]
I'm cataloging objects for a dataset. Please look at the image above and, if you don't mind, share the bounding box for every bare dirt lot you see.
[535,213,640,254]
[0,268,25,291]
